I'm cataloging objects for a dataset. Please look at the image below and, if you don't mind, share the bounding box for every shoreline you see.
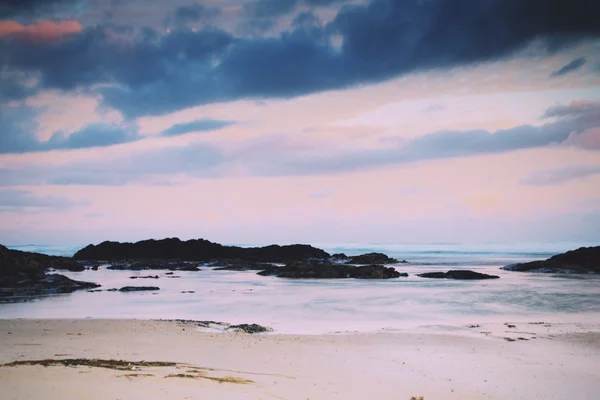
[1,319,599,399]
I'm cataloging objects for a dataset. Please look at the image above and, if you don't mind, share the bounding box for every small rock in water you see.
[118,286,160,292]
[417,270,499,280]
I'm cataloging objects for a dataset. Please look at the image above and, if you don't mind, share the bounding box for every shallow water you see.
[2,243,599,334]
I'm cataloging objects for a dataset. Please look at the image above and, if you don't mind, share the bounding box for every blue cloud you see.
[171,3,220,27]
[520,165,600,186]
[161,119,233,136]
[244,0,298,18]
[549,57,587,78]
[3,102,598,185]
[0,105,139,154]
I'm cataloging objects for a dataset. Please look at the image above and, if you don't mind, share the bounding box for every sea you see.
[2,242,599,334]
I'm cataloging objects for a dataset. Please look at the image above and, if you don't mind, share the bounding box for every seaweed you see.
[1,358,176,370]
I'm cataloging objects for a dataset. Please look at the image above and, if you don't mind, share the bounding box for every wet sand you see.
[1,319,599,399]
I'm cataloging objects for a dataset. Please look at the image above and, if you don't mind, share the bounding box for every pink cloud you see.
[563,128,600,150]
[0,20,82,41]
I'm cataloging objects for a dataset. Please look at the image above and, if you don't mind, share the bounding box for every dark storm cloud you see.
[171,3,220,27]
[244,0,298,18]
[549,57,587,78]
[304,0,351,6]
[2,0,599,117]
[292,11,320,27]
[520,165,600,186]
[160,119,233,137]
[0,0,76,18]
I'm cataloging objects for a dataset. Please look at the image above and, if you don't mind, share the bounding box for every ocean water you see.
[1,242,599,334]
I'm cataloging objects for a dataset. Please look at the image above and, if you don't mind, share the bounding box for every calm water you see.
[2,242,599,334]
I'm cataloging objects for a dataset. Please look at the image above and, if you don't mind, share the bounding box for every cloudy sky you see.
[1,0,599,246]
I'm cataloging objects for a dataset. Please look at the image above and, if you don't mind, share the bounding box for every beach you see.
[1,318,599,400]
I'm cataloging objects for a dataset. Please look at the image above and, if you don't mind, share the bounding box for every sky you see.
[1,0,600,246]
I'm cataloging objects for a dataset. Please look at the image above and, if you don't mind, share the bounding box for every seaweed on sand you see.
[1,358,176,370]
[1,358,255,385]
[166,372,254,384]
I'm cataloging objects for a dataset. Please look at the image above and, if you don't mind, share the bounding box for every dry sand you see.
[1,319,599,400]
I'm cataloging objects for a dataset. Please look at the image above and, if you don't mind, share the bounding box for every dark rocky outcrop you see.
[501,246,600,274]
[0,245,99,300]
[118,286,160,292]
[1,244,83,276]
[213,260,277,271]
[107,260,200,271]
[331,253,348,259]
[74,238,330,262]
[347,252,399,265]
[417,270,499,280]
[0,272,100,299]
[257,261,404,279]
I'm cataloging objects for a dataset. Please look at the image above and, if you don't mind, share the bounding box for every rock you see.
[118,286,160,292]
[129,275,159,279]
[417,270,500,280]
[226,324,272,334]
[0,274,100,299]
[214,260,277,271]
[331,253,348,259]
[0,244,83,277]
[501,247,600,274]
[107,260,200,271]
[73,237,330,262]
[328,253,351,264]
[417,272,447,279]
[347,252,399,265]
[257,261,403,279]
[0,245,100,300]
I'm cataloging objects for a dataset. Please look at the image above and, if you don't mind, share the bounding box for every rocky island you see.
[71,237,406,279]
[501,246,600,274]
[73,238,330,262]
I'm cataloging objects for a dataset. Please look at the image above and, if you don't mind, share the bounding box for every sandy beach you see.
[1,319,599,400]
